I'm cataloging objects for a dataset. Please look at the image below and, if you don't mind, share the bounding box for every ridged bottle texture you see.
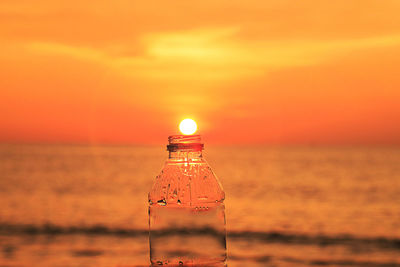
[148,135,227,266]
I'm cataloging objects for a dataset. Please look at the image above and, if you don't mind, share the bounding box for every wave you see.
[1,223,399,252]
[229,230,400,251]
[229,254,400,267]
[0,223,148,236]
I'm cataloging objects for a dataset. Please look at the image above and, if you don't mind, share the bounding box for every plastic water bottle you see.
[149,135,227,266]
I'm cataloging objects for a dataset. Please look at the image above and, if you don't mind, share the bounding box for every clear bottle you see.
[149,135,227,266]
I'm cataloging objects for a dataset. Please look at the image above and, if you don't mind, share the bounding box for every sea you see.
[0,144,399,266]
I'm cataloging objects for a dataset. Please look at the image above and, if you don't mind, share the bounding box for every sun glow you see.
[179,119,198,135]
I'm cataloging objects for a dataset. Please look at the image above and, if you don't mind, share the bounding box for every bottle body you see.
[149,135,227,266]
[149,203,226,266]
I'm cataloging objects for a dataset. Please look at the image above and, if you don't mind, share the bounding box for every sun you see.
[179,118,198,135]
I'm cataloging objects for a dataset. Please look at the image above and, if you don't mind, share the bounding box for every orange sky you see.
[1,0,399,144]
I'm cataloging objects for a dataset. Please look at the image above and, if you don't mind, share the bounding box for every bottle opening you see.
[167,135,204,152]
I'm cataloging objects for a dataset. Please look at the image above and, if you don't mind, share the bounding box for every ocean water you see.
[0,144,399,266]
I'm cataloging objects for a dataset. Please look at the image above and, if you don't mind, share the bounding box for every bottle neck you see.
[167,135,204,161]
[169,150,203,160]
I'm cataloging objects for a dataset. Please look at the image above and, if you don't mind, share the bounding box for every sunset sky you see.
[1,0,399,144]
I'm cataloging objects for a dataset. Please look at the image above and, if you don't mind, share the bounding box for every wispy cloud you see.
[28,28,400,84]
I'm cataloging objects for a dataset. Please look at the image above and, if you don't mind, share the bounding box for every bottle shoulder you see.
[148,160,225,206]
